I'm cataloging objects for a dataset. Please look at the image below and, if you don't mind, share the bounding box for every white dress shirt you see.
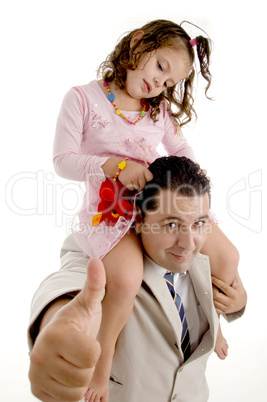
[144,255,209,353]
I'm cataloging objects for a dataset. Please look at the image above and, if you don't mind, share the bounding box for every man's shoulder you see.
[195,252,210,263]
[191,253,210,270]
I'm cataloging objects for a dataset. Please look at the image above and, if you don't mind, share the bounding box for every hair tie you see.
[190,38,197,47]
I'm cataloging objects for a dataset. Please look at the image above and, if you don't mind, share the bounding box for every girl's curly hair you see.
[98,19,212,127]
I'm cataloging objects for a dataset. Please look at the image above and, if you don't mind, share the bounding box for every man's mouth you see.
[169,253,191,262]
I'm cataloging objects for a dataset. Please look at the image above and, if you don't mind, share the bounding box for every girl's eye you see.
[158,62,168,87]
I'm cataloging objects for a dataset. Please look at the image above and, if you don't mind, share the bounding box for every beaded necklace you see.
[103,81,146,125]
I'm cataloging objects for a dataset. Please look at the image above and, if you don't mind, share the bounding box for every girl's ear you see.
[130,30,144,48]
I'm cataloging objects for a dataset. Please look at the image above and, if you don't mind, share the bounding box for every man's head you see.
[135,156,211,273]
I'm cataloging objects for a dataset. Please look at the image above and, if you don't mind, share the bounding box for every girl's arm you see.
[161,110,196,161]
[53,89,153,188]
[53,88,109,182]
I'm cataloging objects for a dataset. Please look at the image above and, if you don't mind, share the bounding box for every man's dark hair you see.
[135,156,211,219]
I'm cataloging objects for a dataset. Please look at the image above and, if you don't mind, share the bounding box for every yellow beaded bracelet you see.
[113,157,128,181]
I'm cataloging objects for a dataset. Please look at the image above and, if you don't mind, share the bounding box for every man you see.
[28,156,246,402]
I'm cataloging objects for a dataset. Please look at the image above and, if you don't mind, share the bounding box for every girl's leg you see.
[201,221,239,359]
[85,232,143,402]
[215,324,228,360]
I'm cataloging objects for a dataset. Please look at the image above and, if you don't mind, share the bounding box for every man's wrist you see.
[39,297,71,331]
[31,292,80,346]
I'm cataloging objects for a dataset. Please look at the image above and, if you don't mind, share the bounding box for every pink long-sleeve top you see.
[53,80,196,258]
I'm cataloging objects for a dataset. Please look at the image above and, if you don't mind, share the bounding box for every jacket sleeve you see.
[53,88,108,182]
[223,305,246,323]
[27,235,89,350]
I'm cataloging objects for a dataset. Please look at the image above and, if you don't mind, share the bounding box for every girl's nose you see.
[154,77,161,87]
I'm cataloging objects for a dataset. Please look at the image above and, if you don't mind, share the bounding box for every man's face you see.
[137,189,211,273]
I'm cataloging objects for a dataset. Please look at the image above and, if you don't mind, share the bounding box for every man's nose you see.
[176,229,195,251]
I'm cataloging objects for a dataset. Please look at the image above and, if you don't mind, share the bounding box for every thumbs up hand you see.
[29,258,106,402]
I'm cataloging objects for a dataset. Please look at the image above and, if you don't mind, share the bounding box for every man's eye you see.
[165,222,177,229]
[195,220,205,228]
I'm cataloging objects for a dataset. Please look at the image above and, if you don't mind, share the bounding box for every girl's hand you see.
[119,160,153,191]
[198,167,211,182]
[212,271,247,315]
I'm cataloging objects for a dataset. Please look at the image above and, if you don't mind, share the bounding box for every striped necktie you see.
[164,272,191,361]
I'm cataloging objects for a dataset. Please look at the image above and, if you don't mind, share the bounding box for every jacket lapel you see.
[142,258,184,357]
[141,253,218,361]
[188,253,218,355]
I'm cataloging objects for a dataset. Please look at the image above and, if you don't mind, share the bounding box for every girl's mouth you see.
[143,80,151,93]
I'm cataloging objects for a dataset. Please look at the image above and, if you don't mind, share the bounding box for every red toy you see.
[92,178,134,226]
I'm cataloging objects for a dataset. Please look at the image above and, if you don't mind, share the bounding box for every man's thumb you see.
[74,257,106,338]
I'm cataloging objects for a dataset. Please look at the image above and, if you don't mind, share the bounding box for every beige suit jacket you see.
[109,253,218,402]
[28,235,244,402]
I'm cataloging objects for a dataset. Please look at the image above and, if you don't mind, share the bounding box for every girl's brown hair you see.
[98,19,212,127]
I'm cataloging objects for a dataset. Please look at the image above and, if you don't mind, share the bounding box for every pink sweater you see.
[53,80,195,258]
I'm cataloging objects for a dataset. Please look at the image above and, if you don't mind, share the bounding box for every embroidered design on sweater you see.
[90,105,111,129]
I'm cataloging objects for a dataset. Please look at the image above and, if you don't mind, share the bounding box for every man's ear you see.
[130,30,144,48]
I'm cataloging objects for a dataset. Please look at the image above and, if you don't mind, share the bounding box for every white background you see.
[1,0,266,401]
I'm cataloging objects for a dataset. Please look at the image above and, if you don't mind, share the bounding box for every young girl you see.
[53,19,239,402]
